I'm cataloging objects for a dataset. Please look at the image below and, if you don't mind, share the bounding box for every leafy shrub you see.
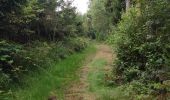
[0,41,23,86]
[0,37,89,98]
[64,37,89,52]
[109,0,170,97]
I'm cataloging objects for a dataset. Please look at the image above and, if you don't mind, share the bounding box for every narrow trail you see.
[65,44,114,100]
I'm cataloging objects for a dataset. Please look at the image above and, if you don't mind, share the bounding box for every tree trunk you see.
[126,0,130,11]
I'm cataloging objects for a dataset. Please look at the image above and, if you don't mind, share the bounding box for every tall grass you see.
[8,45,96,100]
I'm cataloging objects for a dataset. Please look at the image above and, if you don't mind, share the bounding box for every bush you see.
[0,37,89,97]
[109,0,170,97]
[0,41,23,87]
[64,37,89,52]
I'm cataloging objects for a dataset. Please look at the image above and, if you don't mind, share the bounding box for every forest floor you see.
[65,44,115,100]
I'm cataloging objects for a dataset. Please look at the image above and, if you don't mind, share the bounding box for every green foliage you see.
[0,0,37,42]
[0,41,22,86]
[19,37,89,71]
[89,0,109,34]
[0,37,89,98]
[8,43,96,100]
[84,0,125,40]
[0,0,83,42]
[109,0,170,98]
[0,0,91,99]
[65,37,88,52]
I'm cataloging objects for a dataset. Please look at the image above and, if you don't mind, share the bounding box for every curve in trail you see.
[65,44,114,100]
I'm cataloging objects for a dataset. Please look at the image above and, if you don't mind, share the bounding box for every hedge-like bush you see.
[109,0,170,97]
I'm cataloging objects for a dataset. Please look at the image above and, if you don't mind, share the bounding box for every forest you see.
[0,0,170,100]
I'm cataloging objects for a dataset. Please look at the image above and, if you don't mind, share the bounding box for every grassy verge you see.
[8,45,96,100]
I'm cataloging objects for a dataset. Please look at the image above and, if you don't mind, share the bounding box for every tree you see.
[125,0,131,11]
[0,0,81,42]
[86,0,125,40]
[0,0,36,43]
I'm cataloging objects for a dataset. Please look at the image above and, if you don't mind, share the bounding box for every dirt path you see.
[65,44,113,100]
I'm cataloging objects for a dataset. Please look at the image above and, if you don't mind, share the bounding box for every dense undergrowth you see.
[108,0,170,99]
[10,42,96,100]
[0,37,90,99]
